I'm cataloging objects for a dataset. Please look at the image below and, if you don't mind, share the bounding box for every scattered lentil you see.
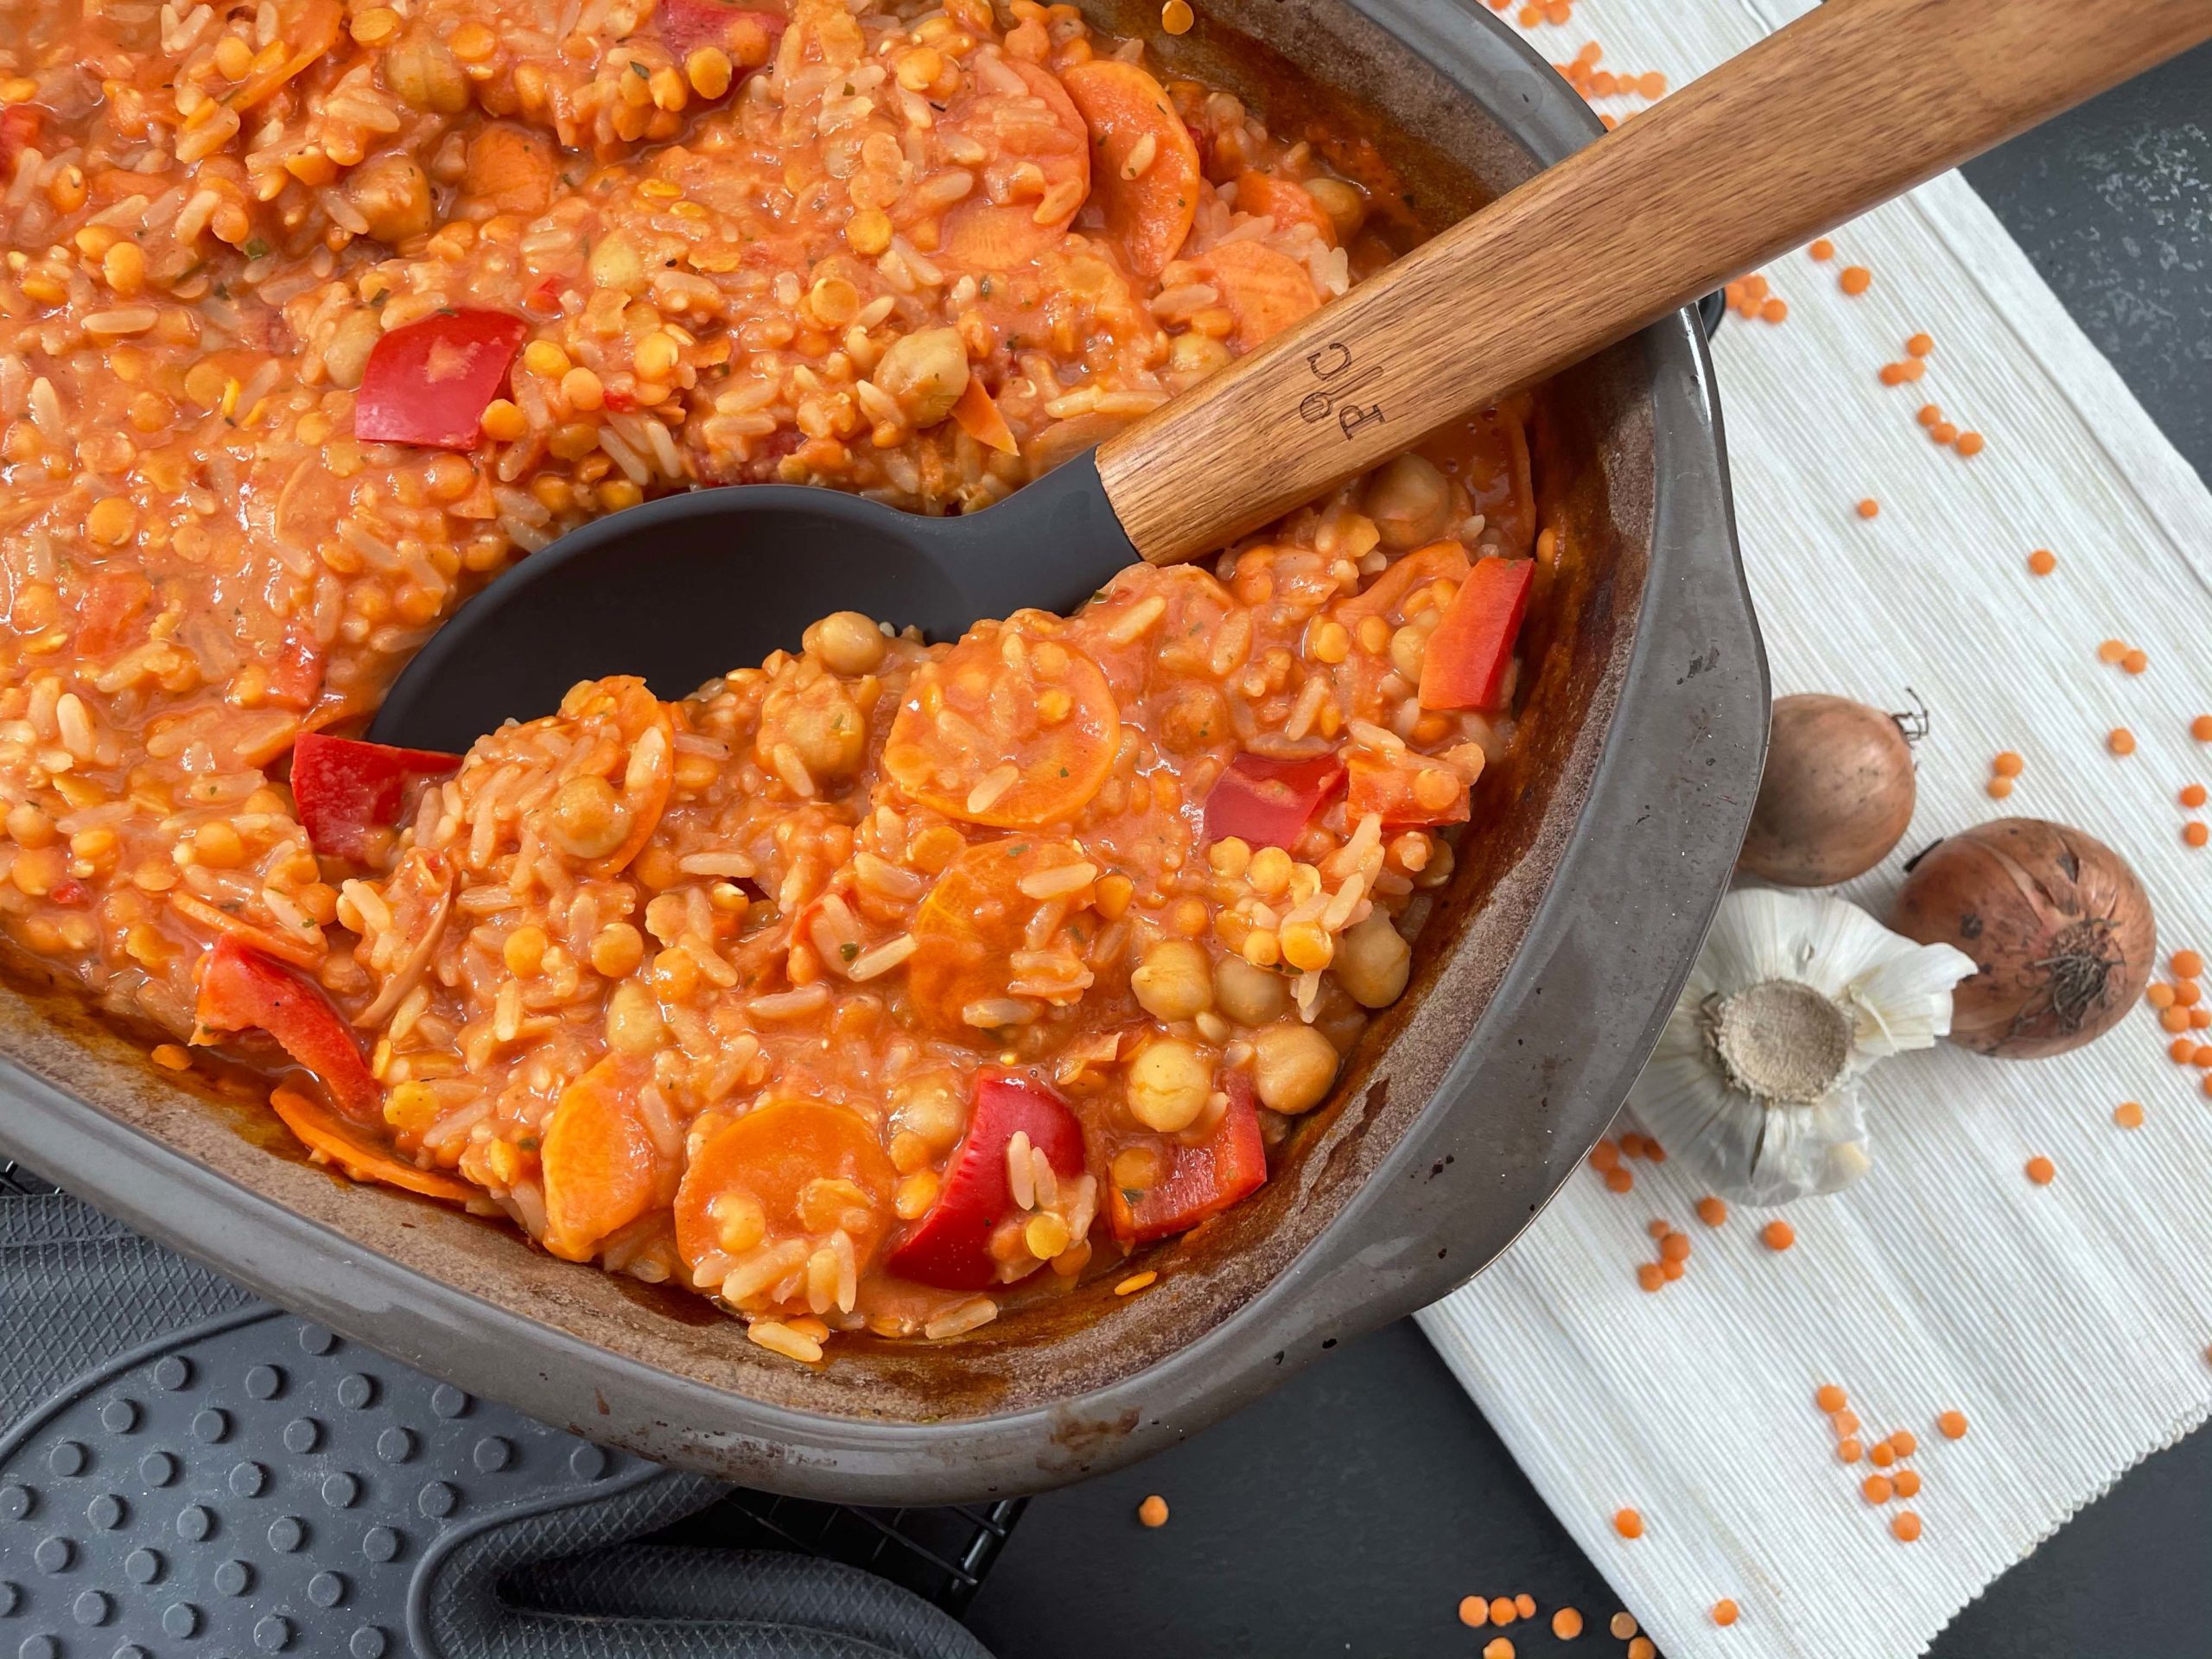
[1762,1219,1796,1251]
[1628,1638,1656,1659]
[1483,1641,1515,1659]
[1610,1613,1639,1640]
[1459,1597,1491,1629]
[1137,1495,1169,1528]
[1160,0,1195,32]
[2183,785,2207,809]
[1815,1383,1848,1413]
[1490,1597,1518,1627]
[1955,431,1986,457]
[1891,1510,1922,1543]
[1840,265,1872,296]
[1857,498,1880,519]
[1862,1473,1894,1504]
[1905,333,1934,358]
[1612,1508,1644,1540]
[2024,1154,2056,1185]
[1712,1599,1740,1628]
[2115,1100,2145,1128]
[1696,1196,1728,1226]
[1515,1594,1535,1620]
[1552,1607,1584,1640]
[2027,549,2057,575]
[1893,1467,1923,1498]
[2109,728,2138,757]
[1808,238,1834,261]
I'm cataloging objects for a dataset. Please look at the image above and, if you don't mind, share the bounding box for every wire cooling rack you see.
[0,1155,1025,1616]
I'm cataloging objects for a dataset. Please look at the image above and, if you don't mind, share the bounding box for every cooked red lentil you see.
[0,0,1543,1351]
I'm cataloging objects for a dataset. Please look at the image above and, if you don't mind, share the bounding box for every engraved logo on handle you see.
[1298,341,1384,439]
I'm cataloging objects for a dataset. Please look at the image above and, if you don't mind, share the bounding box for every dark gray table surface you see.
[969,42,2212,1659]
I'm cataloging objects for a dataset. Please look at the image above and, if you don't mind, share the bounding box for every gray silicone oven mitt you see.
[0,1192,991,1659]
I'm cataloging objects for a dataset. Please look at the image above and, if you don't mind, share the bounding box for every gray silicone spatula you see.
[372,0,2209,753]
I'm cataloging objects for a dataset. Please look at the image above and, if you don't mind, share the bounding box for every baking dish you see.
[0,0,1764,1503]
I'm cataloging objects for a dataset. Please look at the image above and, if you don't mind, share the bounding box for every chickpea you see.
[346,151,435,244]
[1251,1021,1339,1115]
[1332,911,1411,1008]
[891,1071,966,1149]
[321,306,385,391]
[1155,682,1227,753]
[1127,1037,1214,1133]
[604,981,664,1056]
[1131,938,1214,1022]
[770,677,868,780]
[1213,954,1290,1026]
[870,327,969,428]
[384,38,470,113]
[1304,175,1368,242]
[804,610,888,677]
[1363,453,1453,550]
[548,773,632,861]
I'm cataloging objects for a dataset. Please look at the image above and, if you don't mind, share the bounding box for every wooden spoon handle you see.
[1096,0,2212,567]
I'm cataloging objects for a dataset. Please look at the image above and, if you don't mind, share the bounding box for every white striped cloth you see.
[1417,3,2212,1656]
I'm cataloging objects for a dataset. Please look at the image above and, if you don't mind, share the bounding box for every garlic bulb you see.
[1630,889,1976,1205]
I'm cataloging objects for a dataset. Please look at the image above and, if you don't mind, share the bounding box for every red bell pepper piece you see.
[194,936,383,1126]
[1418,556,1533,713]
[887,1070,1086,1292]
[354,308,527,449]
[1202,752,1345,849]
[1344,753,1471,828]
[1110,1074,1268,1246]
[290,733,461,861]
[0,105,41,177]
[76,570,151,659]
[655,0,787,65]
[267,620,326,712]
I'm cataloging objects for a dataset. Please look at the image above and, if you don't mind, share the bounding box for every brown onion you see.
[1890,817,2155,1058]
[1738,695,1918,886]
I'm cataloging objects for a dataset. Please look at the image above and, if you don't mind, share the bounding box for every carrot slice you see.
[883,625,1119,828]
[461,123,559,217]
[550,677,675,876]
[950,378,1020,455]
[1233,171,1336,246]
[1062,60,1202,277]
[170,888,327,969]
[940,60,1090,270]
[1196,238,1321,351]
[540,1056,661,1262]
[227,0,342,113]
[1334,540,1471,626]
[906,837,1093,1039]
[270,1085,474,1203]
[673,1100,896,1274]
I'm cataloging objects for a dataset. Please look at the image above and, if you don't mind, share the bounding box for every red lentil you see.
[2188,824,2209,849]
[2183,785,2208,809]
[1832,1408,1860,1437]
[1760,297,1789,323]
[1628,1638,1656,1659]
[1929,421,1959,444]
[1917,403,1944,426]
[1636,1262,1666,1293]
[1893,1467,1923,1498]
[1606,1167,1635,1195]
[1955,431,1986,457]
[1905,333,1934,358]
[2027,549,2057,575]
[1137,1495,1169,1528]
[2150,983,2177,1007]
[1938,1410,1969,1439]
[1514,1594,1535,1619]
[1891,1430,1917,1457]
[2175,951,2203,978]
[1763,1219,1796,1252]
[2098,639,2131,663]
[1892,1510,1923,1542]
[1993,752,2024,777]
[2195,716,2212,741]
[1986,777,2014,800]
[1712,1599,1740,1628]
[2025,1154,2056,1185]
[2123,648,2150,675]
[1611,1613,1639,1640]
[2111,728,2139,756]
[1490,1596,1518,1626]
[1483,1640,1515,1659]
[1837,1437,1864,1463]
[1857,498,1880,518]
[1697,1195,1729,1227]
[1815,1383,1848,1413]
[2114,1100,2145,1128]
[1613,1508,1643,1540]
[1552,1608,1584,1639]
[1160,0,1196,33]
[1809,238,1835,261]
[1459,1597,1491,1629]
[1840,265,1872,295]
[1862,1473,1894,1503]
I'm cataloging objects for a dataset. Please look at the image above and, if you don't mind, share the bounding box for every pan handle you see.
[416,1472,994,1659]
